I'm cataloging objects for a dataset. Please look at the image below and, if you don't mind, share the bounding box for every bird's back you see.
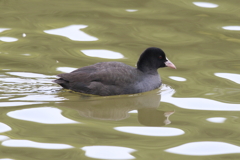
[54,62,149,96]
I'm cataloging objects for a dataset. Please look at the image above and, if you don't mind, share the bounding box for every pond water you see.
[0,0,240,159]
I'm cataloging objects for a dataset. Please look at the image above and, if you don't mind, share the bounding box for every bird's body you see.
[54,47,176,96]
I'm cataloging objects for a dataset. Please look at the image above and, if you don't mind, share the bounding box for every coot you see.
[54,47,176,96]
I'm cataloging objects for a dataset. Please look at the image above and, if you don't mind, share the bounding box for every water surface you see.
[0,0,240,159]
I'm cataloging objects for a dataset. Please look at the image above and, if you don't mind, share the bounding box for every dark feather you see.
[54,47,176,96]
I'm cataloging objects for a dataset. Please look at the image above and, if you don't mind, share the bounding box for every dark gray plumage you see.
[54,47,176,96]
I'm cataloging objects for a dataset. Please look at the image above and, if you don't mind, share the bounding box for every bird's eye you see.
[159,56,162,59]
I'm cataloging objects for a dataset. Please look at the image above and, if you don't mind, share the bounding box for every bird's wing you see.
[56,62,139,91]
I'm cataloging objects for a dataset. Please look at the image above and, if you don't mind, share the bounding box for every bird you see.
[54,47,176,96]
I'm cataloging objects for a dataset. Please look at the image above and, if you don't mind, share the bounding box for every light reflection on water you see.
[10,95,65,101]
[57,67,76,73]
[0,136,10,142]
[161,87,240,111]
[0,0,240,159]
[7,107,78,124]
[0,37,18,42]
[206,117,226,123]
[0,70,238,158]
[0,102,45,107]
[82,146,136,160]
[222,26,240,31]
[81,49,124,59]
[0,55,239,159]
[0,123,11,133]
[115,126,184,136]
[193,2,219,8]
[6,72,55,78]
[44,25,98,41]
[165,141,240,156]
[0,135,10,141]
[168,76,186,82]
[2,140,73,149]
[125,9,138,12]
[215,73,240,84]
[0,28,10,33]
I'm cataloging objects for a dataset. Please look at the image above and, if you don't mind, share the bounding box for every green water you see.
[0,0,240,159]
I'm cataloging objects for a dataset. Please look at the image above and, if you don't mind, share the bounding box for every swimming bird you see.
[54,47,176,96]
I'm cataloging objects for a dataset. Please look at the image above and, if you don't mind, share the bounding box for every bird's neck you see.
[137,64,158,74]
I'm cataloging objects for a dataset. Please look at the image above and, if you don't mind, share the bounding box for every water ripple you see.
[7,107,78,124]
[44,25,98,41]
[161,87,240,111]
[193,2,219,8]
[0,123,11,133]
[222,26,240,31]
[215,73,240,84]
[0,72,59,94]
[2,139,73,149]
[0,135,10,141]
[0,28,10,33]
[81,49,124,59]
[0,102,45,107]
[6,72,55,78]
[82,146,136,159]
[10,95,65,101]
[206,117,227,123]
[165,141,240,156]
[115,126,184,136]
[0,37,18,42]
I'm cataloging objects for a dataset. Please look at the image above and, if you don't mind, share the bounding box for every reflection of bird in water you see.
[164,111,175,125]
[59,86,175,126]
[54,47,176,96]
[138,109,174,126]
